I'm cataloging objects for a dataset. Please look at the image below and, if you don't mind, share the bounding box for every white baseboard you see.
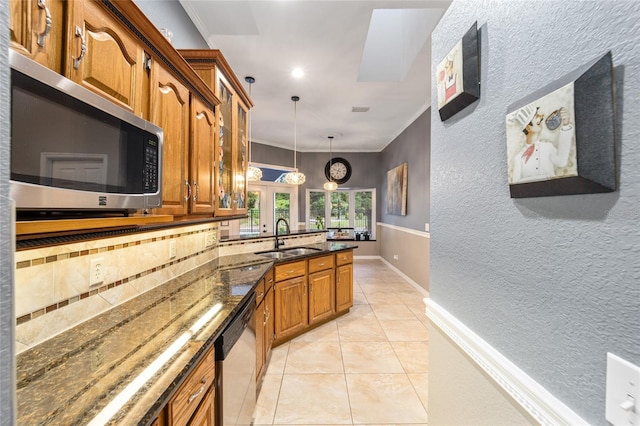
[379,257,429,297]
[426,299,589,426]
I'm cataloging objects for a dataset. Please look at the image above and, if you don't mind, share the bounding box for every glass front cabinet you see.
[179,49,252,217]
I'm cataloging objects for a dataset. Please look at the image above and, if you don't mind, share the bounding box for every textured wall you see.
[1,0,15,422]
[133,0,208,48]
[380,109,430,231]
[430,1,640,424]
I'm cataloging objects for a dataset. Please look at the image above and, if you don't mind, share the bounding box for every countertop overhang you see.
[16,241,356,425]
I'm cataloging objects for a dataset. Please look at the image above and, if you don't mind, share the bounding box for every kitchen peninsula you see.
[16,239,356,425]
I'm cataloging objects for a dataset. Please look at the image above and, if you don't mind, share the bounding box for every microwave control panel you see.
[144,139,159,193]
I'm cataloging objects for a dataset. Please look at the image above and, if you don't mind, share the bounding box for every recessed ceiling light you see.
[292,68,304,78]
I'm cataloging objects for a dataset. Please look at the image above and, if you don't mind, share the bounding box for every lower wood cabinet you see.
[308,269,335,325]
[256,278,274,382]
[335,263,354,313]
[274,276,308,342]
[273,250,353,345]
[167,349,215,426]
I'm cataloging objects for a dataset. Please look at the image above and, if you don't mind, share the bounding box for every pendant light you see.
[244,76,262,181]
[283,96,306,185]
[323,136,338,191]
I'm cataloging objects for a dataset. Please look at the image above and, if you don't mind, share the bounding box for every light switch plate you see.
[606,352,640,425]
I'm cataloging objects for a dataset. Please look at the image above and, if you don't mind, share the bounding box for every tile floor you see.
[254,259,430,425]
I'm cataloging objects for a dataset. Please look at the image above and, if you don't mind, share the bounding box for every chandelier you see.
[283,96,306,185]
[244,76,262,181]
[323,136,338,191]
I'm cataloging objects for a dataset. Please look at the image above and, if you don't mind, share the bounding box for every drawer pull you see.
[318,263,325,267]
[37,0,52,47]
[257,291,264,299]
[73,26,87,69]
[187,377,207,404]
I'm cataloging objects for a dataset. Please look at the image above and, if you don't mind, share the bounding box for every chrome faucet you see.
[274,218,290,249]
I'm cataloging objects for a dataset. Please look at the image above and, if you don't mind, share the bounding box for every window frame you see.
[305,188,376,239]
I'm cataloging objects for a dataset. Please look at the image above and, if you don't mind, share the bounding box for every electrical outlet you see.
[425,223,430,232]
[204,231,216,248]
[169,239,177,259]
[393,254,399,260]
[89,258,104,286]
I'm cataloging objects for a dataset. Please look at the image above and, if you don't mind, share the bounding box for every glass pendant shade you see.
[323,180,338,191]
[245,76,261,181]
[247,165,263,181]
[284,170,306,185]
[285,96,305,185]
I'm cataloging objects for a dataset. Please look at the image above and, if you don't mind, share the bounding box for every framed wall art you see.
[437,21,480,121]
[506,51,615,198]
[386,163,408,216]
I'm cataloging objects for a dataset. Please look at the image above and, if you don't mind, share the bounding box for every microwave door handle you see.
[73,26,87,69]
[184,180,191,202]
[36,0,52,47]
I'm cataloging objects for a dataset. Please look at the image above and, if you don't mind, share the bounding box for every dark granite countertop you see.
[15,242,356,425]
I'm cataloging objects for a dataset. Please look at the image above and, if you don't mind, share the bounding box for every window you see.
[306,188,376,238]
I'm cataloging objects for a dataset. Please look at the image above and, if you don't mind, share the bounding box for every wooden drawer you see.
[308,254,334,273]
[255,278,266,305]
[274,260,306,282]
[264,268,275,293]
[335,250,353,266]
[168,349,215,426]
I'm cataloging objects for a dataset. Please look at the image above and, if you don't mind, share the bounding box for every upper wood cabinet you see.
[179,50,253,217]
[64,0,144,115]
[10,0,66,73]
[150,63,191,216]
[190,97,217,214]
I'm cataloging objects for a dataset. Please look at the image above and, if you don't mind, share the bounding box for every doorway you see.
[241,182,298,235]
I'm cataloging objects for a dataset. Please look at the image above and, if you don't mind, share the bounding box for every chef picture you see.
[437,41,464,109]
[506,83,578,185]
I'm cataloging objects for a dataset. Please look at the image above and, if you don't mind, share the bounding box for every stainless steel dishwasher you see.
[215,294,256,426]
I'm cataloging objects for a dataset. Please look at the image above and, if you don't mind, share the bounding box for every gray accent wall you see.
[379,109,430,231]
[1,0,15,423]
[430,1,640,424]
[134,0,208,49]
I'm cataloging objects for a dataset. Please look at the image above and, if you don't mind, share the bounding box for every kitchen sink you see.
[256,251,293,259]
[281,247,322,256]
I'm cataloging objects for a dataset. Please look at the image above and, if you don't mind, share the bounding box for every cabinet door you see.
[188,387,215,426]
[275,277,308,342]
[66,0,143,114]
[234,101,248,214]
[255,298,265,381]
[308,269,335,325]
[336,263,353,313]
[216,77,235,214]
[150,64,190,216]
[190,96,216,214]
[9,0,65,73]
[264,285,275,360]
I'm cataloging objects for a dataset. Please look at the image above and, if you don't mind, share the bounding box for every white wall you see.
[430,1,640,424]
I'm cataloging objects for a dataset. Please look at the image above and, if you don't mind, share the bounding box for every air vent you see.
[351,107,370,113]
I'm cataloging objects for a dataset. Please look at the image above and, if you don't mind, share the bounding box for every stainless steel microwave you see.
[9,51,163,214]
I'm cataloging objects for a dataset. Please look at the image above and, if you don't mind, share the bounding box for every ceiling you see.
[178,0,450,152]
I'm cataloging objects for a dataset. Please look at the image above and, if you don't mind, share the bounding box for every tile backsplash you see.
[15,223,219,352]
[14,226,325,353]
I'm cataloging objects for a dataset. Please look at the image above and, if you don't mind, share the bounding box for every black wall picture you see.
[505,52,616,198]
[436,21,480,121]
